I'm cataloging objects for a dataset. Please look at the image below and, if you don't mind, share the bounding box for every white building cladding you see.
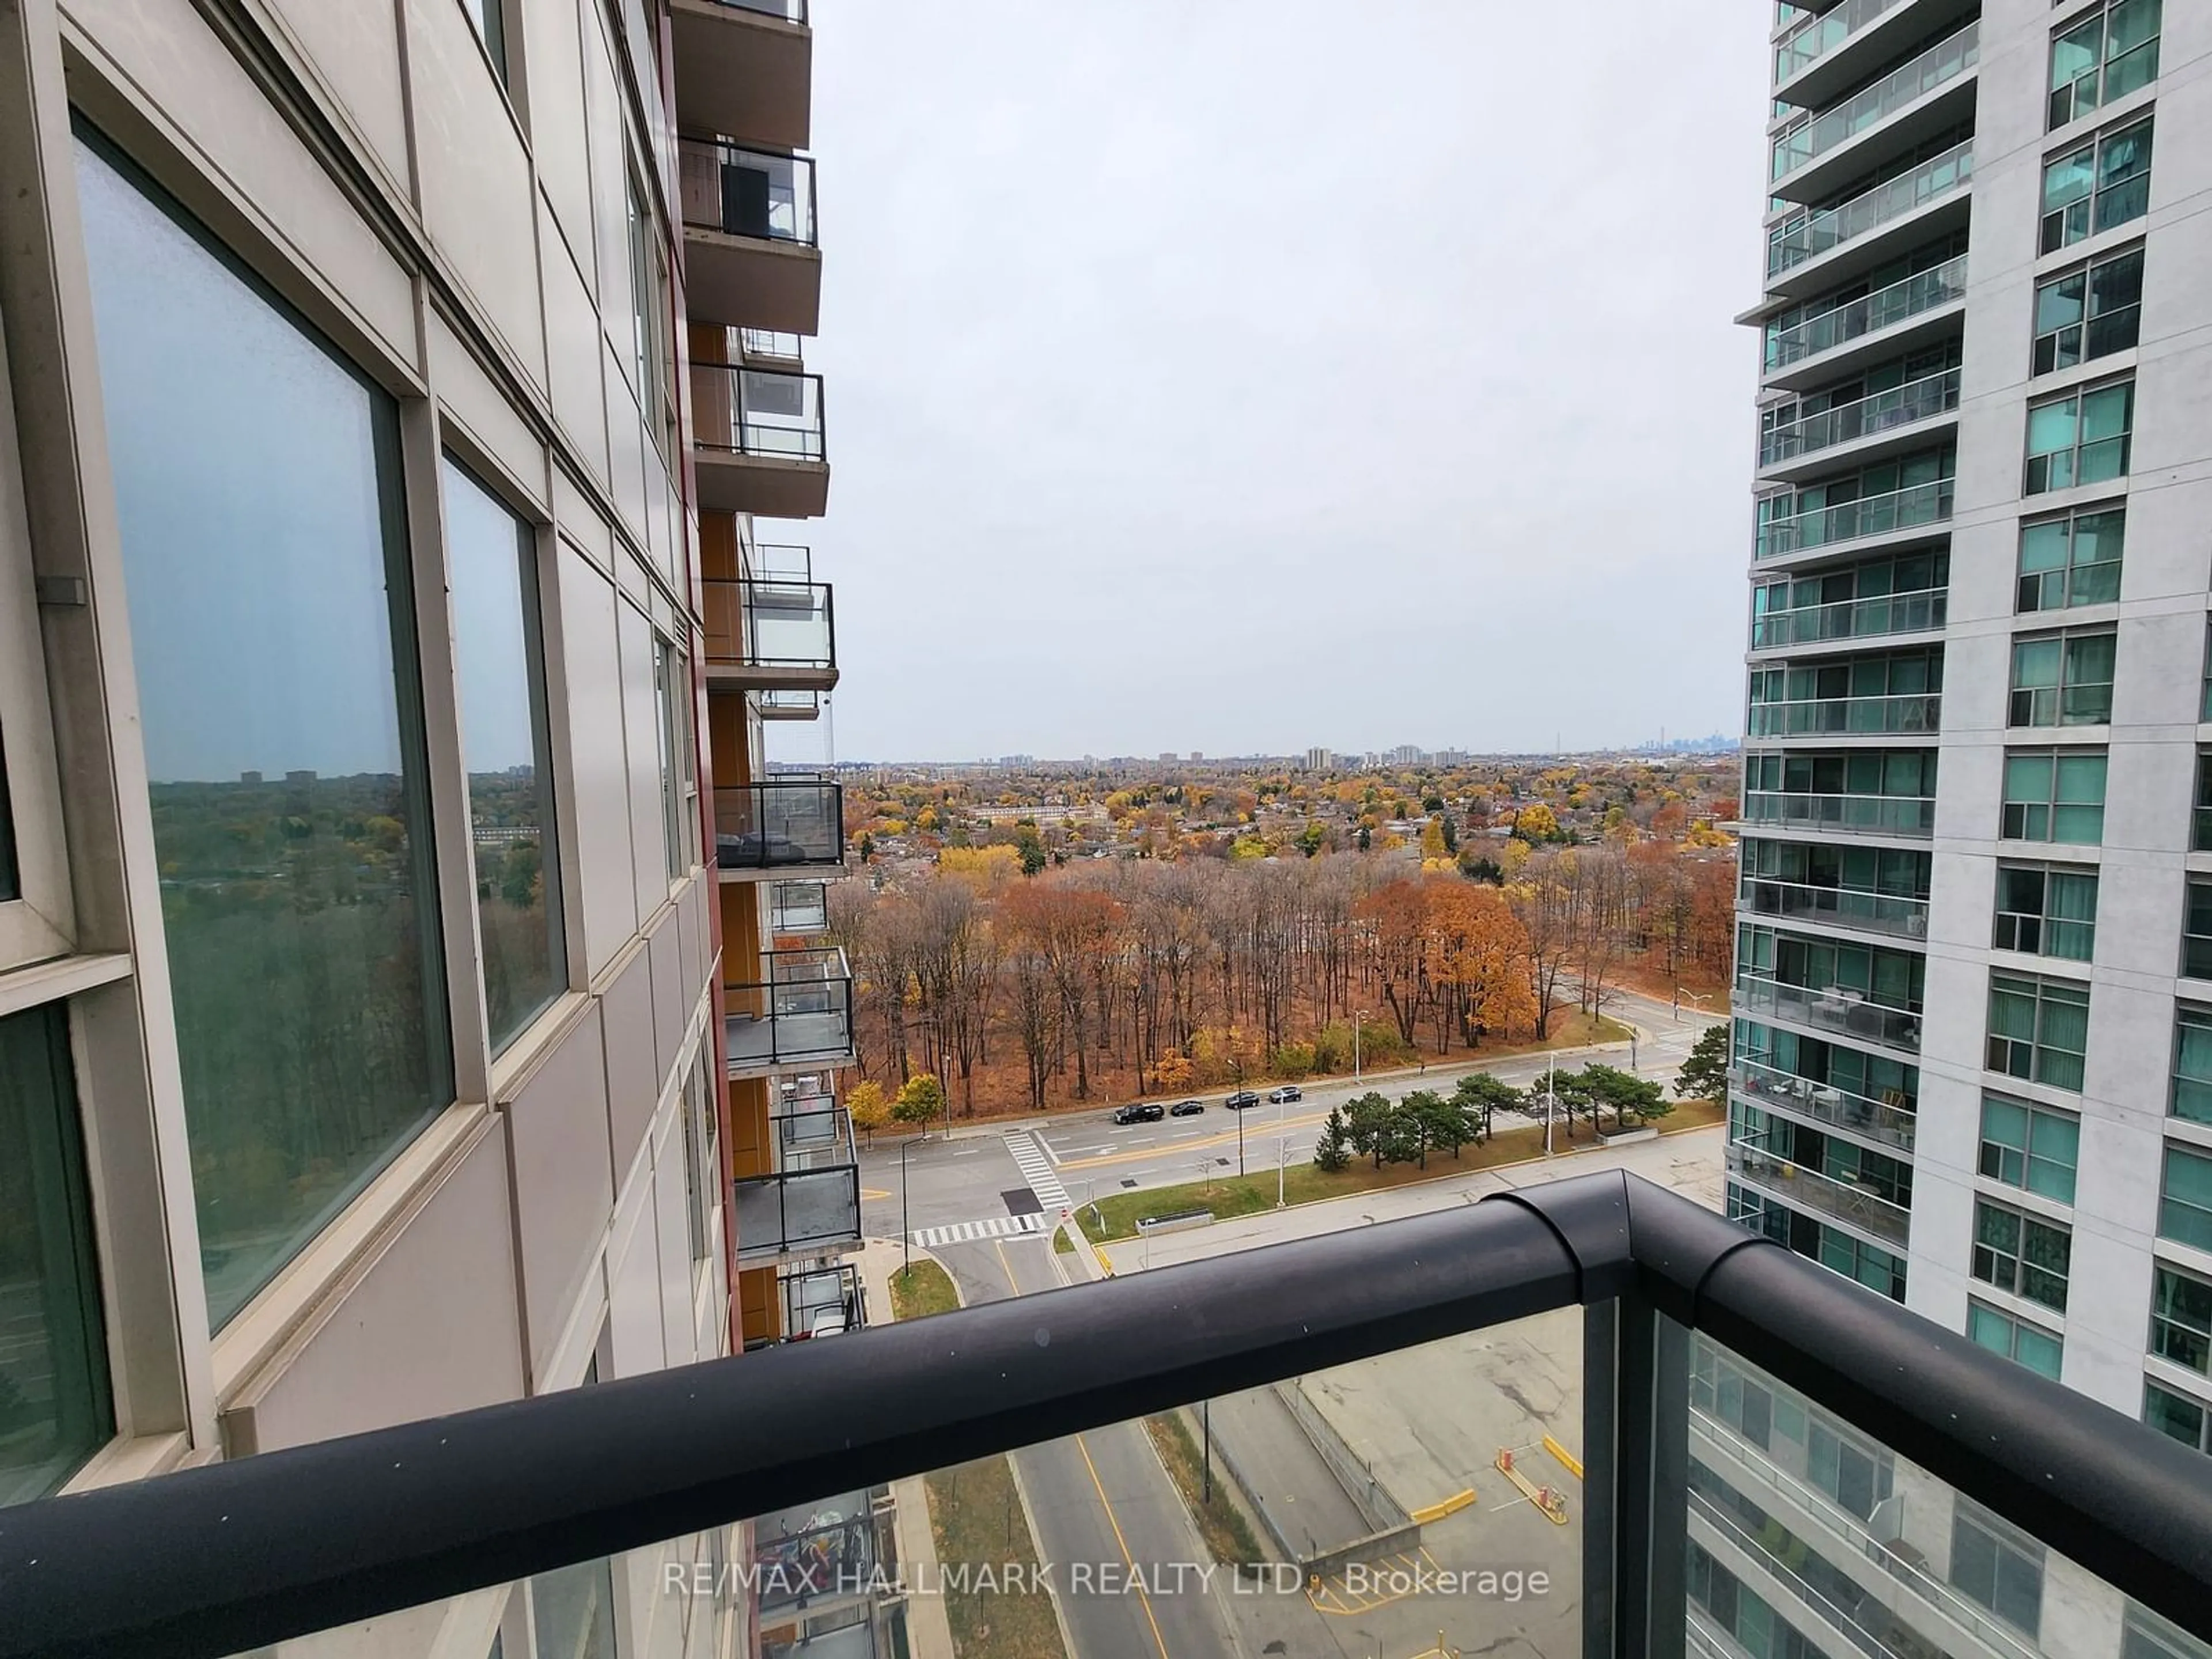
[1726,0,2212,1654]
[0,0,817,1649]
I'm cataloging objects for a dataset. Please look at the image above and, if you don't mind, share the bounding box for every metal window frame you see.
[6,1173,2212,1659]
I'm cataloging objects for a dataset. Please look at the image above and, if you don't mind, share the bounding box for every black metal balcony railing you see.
[1730,1058,1918,1152]
[9,1174,2211,1659]
[700,572,836,678]
[714,778,843,871]
[770,878,830,934]
[677,139,817,246]
[732,1163,861,1262]
[726,946,854,1070]
[776,1260,865,1341]
[691,364,825,463]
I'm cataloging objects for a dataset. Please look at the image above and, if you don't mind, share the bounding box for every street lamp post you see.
[1276,1090,1289,1209]
[900,1135,918,1280]
[1233,1059,1246,1178]
[1354,1012,1366,1082]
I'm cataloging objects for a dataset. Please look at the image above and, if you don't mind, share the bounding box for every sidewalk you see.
[853,1240,957,1659]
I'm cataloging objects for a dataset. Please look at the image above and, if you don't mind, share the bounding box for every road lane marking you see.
[912,1214,1045,1248]
[1057,1108,1332,1170]
[1002,1130,1073,1210]
[1074,1433,1172,1659]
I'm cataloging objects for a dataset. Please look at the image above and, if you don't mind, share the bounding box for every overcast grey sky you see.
[775,2,1772,764]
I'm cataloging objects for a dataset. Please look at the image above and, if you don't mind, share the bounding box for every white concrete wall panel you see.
[430,312,547,512]
[265,0,411,193]
[601,946,660,1173]
[523,0,596,277]
[651,1111,694,1369]
[618,599,667,921]
[230,1119,525,1450]
[405,0,546,392]
[647,907,685,1083]
[604,1147,665,1378]
[502,1007,618,1383]
[543,223,612,488]
[557,541,641,974]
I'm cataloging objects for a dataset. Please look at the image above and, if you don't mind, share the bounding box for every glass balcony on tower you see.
[692,364,829,518]
[1758,365,1960,479]
[1725,1125,1912,1249]
[725,946,855,1077]
[1765,139,1973,296]
[677,141,820,335]
[702,545,836,694]
[731,1162,861,1265]
[1761,250,1968,389]
[671,1,810,156]
[1771,0,1977,113]
[715,778,844,878]
[770,880,830,937]
[769,1260,866,1345]
[1769,23,1979,208]
[1755,447,1955,562]
[1751,551,1948,654]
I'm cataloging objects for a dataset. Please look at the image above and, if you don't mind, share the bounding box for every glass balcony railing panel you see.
[1772,0,1910,83]
[1739,875,1930,939]
[711,0,808,19]
[1770,24,1979,183]
[726,949,855,1069]
[677,140,818,246]
[691,365,825,462]
[1760,367,1960,465]
[1739,789,1936,835]
[1725,1135,1912,1245]
[777,1105,854,1171]
[775,1260,866,1341]
[715,779,844,870]
[1751,589,1946,648]
[1768,141,1973,278]
[1734,973,1922,1052]
[742,328,806,360]
[701,576,835,673]
[751,1488,891,1618]
[1766,254,1968,370]
[733,1164,861,1260]
[1756,477,1953,559]
[1745,692,1940,738]
[1730,1059,1917,1152]
[771,880,831,934]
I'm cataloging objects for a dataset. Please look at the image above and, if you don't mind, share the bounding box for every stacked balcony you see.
[1739,838,1930,942]
[702,543,836,699]
[671,1,810,155]
[770,879,830,936]
[725,945,855,1077]
[715,777,844,878]
[1738,749,1938,841]
[1745,646,1942,741]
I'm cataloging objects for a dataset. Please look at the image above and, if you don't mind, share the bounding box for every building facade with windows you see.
[1728,0,2212,1654]
[0,0,858,1653]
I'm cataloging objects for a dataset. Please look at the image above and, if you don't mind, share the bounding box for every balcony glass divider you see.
[1756,477,1953,560]
[1766,255,1968,371]
[1768,141,1974,278]
[1760,367,1961,467]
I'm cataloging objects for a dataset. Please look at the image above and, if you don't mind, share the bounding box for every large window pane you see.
[75,133,451,1330]
[443,457,563,1053]
[0,1003,112,1506]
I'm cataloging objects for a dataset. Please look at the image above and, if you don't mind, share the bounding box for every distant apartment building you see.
[0,0,874,1654]
[1304,746,1335,771]
[1725,2,2212,1655]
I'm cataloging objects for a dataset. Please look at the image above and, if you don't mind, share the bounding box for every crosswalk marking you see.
[1003,1130,1072,1211]
[912,1213,1044,1249]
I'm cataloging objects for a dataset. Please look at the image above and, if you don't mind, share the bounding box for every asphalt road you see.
[862,986,1724,1247]
[938,1227,1243,1659]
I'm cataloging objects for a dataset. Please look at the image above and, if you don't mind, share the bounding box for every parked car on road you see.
[1169,1099,1206,1117]
[1267,1085,1303,1104]
[1113,1102,1166,1124]
[1225,1090,1262,1110]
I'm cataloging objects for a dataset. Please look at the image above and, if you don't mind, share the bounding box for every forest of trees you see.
[824,840,1736,1116]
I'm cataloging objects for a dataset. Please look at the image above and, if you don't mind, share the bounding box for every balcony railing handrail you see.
[676,139,818,247]
[690,363,826,463]
[7,1174,2211,1659]
[699,573,836,673]
[1745,690,1941,737]
[1770,23,1979,184]
[1726,1137,1912,1243]
[1751,588,1946,649]
[1768,139,1974,277]
[1773,0,1910,83]
[1766,253,1969,370]
[1738,872,1930,935]
[1759,365,1961,465]
[1756,475,1954,559]
[1740,787,1936,835]
[1730,1059,1917,1150]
